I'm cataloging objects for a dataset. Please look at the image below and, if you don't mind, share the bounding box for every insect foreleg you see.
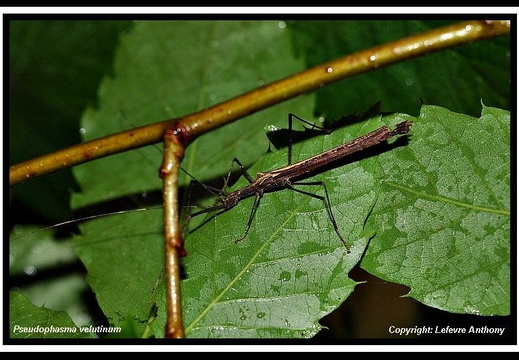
[287,113,330,165]
[230,157,255,184]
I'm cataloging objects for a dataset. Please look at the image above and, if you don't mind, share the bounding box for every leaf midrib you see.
[385,181,510,215]
[184,199,306,335]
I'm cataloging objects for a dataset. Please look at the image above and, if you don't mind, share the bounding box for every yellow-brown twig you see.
[10,20,510,187]
[160,128,186,338]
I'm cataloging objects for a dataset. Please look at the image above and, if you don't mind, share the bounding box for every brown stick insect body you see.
[187,114,411,252]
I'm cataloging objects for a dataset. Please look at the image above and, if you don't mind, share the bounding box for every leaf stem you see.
[9,20,510,186]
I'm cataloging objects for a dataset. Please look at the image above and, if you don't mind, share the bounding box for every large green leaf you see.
[175,117,403,338]
[72,20,312,209]
[10,291,93,339]
[10,226,93,328]
[361,105,510,316]
[71,20,314,338]
[9,19,510,339]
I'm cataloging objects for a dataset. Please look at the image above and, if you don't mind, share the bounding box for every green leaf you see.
[10,291,93,339]
[72,208,165,335]
[177,118,402,338]
[73,20,312,209]
[10,226,94,329]
[11,20,510,339]
[361,105,510,316]
[68,22,511,337]
[71,20,314,337]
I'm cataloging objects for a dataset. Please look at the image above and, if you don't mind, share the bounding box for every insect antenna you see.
[10,207,158,241]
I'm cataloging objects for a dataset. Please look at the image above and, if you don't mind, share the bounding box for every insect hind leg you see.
[289,181,351,253]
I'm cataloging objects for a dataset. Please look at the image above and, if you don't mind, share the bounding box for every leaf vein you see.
[184,198,306,334]
[385,181,509,215]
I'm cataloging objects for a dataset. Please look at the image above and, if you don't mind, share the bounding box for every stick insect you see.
[185,114,411,252]
[12,114,410,251]
[10,113,410,339]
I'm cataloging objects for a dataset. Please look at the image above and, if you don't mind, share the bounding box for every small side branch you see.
[160,128,186,339]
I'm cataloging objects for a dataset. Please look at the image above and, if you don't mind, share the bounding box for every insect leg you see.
[183,202,232,235]
[182,158,255,237]
[287,113,331,165]
[234,193,263,244]
[180,171,228,233]
[231,157,255,184]
[181,156,251,231]
[289,181,350,253]
[288,113,329,132]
